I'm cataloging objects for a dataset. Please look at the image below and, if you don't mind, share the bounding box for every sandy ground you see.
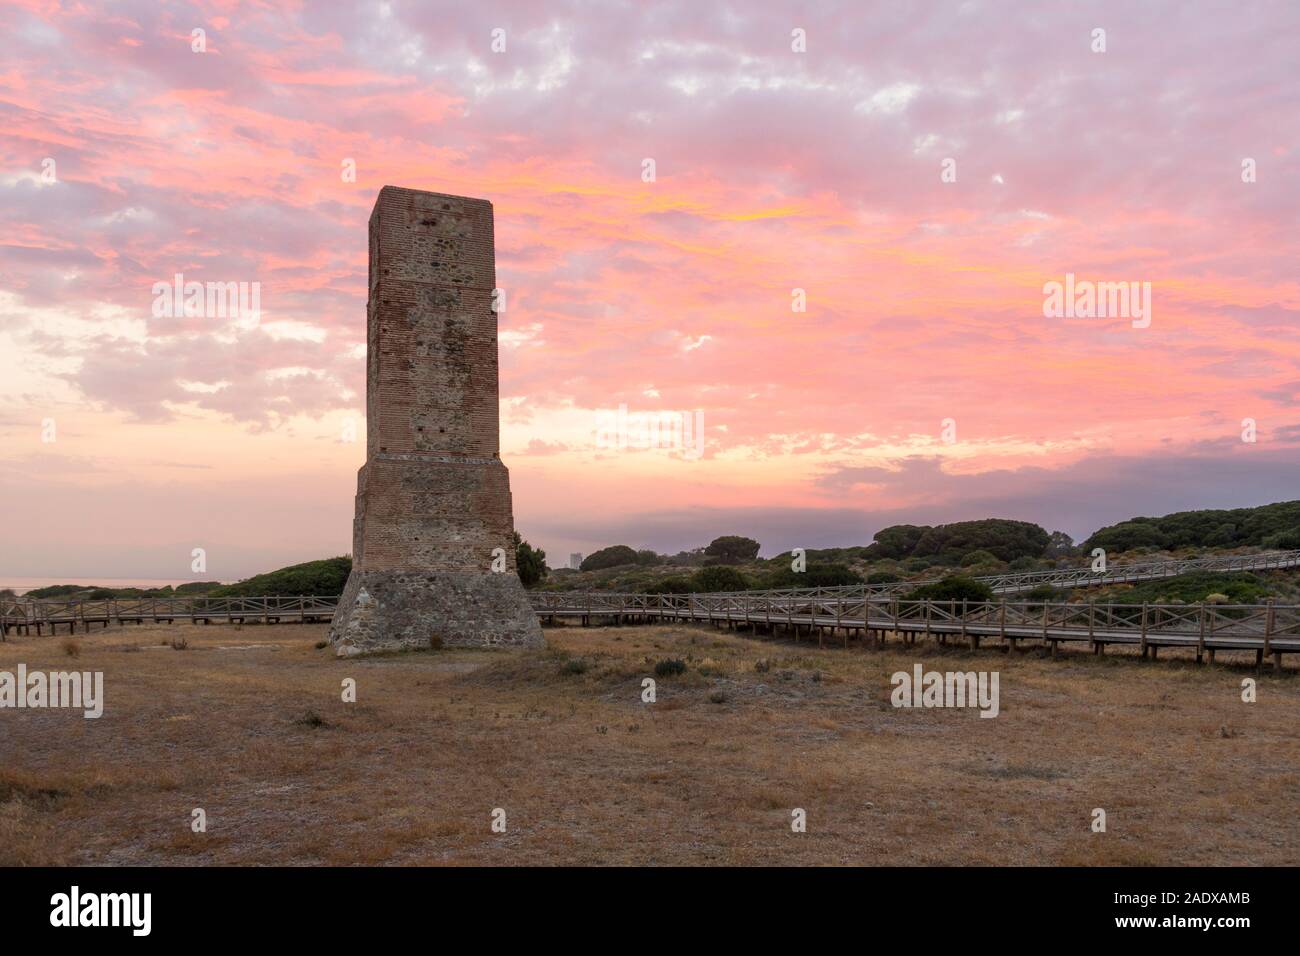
[1,620,1297,866]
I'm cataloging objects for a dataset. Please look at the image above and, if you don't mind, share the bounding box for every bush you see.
[691,566,749,593]
[1262,529,1300,550]
[1025,584,1061,601]
[1106,572,1270,605]
[654,658,686,677]
[561,657,590,675]
[210,557,351,597]
[960,550,998,567]
[907,575,995,603]
[766,563,862,588]
[865,571,901,584]
[514,532,548,587]
[645,577,694,595]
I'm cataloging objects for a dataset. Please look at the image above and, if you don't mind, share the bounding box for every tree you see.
[634,549,662,566]
[704,535,761,565]
[513,532,548,587]
[912,519,1049,563]
[1044,531,1076,558]
[580,545,639,572]
[1083,500,1300,553]
[867,524,930,559]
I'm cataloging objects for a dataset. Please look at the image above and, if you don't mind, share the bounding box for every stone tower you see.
[329,186,544,656]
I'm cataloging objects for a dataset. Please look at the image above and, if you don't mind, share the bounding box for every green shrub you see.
[561,657,590,675]
[210,557,352,597]
[765,563,862,588]
[514,532,549,586]
[654,658,686,677]
[691,566,748,592]
[645,577,694,594]
[907,575,995,603]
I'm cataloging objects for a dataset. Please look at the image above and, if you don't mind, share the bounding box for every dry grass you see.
[1,620,1297,866]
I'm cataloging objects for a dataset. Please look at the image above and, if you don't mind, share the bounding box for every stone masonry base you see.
[329,569,545,656]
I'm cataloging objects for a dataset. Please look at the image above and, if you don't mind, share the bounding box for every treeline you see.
[21,500,1300,602]
[1085,500,1300,553]
[22,581,223,600]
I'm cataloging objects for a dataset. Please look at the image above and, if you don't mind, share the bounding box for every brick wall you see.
[351,186,516,574]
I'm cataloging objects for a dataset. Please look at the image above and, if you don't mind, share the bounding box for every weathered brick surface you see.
[331,186,543,655]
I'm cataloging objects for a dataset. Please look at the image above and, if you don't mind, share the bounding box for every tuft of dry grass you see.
[0,619,1297,866]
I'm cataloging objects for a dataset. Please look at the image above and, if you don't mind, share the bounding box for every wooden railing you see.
[0,595,338,636]
[7,572,1300,671]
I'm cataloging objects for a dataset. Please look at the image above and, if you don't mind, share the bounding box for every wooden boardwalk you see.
[0,596,337,636]
[974,547,1300,594]
[529,590,1299,669]
[4,587,1298,670]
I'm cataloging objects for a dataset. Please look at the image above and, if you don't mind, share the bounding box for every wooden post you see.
[1264,599,1275,664]
[1139,602,1149,659]
[1196,604,1206,664]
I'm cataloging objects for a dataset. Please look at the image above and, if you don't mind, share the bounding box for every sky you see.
[1,0,1298,583]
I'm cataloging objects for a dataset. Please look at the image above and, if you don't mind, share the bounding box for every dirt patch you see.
[1,620,1297,865]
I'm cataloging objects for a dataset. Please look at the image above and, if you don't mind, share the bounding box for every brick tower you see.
[329,186,544,655]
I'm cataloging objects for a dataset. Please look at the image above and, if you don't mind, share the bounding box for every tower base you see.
[329,569,544,656]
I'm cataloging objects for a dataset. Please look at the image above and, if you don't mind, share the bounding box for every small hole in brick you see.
[439,427,445,433]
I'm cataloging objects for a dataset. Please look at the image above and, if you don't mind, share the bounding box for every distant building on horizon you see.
[569,552,583,570]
